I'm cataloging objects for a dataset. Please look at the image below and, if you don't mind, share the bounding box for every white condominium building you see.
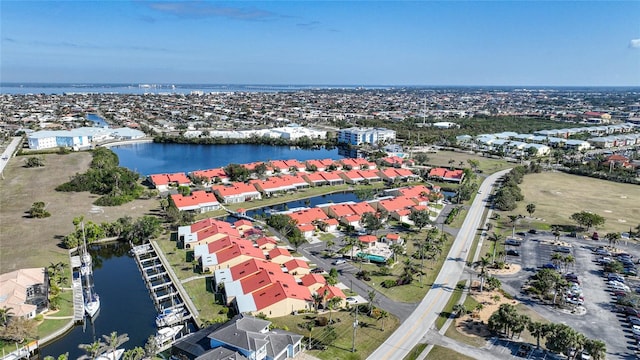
[337,127,396,146]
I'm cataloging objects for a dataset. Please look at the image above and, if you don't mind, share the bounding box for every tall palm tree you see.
[527,321,547,349]
[326,297,342,324]
[102,332,129,357]
[79,340,105,360]
[551,225,561,241]
[550,253,564,269]
[583,339,607,360]
[377,309,389,331]
[563,255,575,273]
[311,293,324,312]
[473,256,491,292]
[0,306,13,326]
[367,290,376,315]
[389,243,404,262]
[489,232,503,263]
[452,304,466,318]
[605,232,621,248]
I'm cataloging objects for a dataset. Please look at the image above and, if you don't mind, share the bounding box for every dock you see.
[131,242,200,352]
[70,255,85,322]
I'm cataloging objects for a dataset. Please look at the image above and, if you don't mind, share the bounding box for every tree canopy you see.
[570,211,605,231]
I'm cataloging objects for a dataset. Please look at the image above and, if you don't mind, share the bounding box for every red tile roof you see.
[252,282,312,311]
[170,190,219,210]
[316,285,346,300]
[358,235,377,243]
[230,258,283,281]
[190,168,228,181]
[284,259,310,272]
[149,173,191,186]
[300,273,327,287]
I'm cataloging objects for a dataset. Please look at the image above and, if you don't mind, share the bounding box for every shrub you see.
[316,316,328,326]
[381,279,398,288]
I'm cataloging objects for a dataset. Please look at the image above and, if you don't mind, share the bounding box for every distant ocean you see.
[0,83,392,95]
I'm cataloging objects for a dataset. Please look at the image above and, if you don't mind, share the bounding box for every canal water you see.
[41,242,157,358]
[86,114,109,128]
[110,142,342,176]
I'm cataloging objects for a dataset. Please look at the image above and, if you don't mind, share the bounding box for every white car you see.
[610,282,631,292]
[332,259,347,265]
[632,325,640,335]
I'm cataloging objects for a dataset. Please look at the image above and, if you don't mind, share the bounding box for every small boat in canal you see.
[96,349,124,360]
[155,306,185,328]
[154,324,184,346]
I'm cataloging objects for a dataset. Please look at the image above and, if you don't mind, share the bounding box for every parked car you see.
[507,249,520,256]
[595,248,612,256]
[556,246,571,253]
[505,239,522,246]
[332,259,347,265]
[516,231,527,236]
[597,257,613,265]
[528,229,537,234]
[628,316,640,326]
[542,263,560,271]
[592,232,600,240]
[608,274,625,283]
[310,268,325,274]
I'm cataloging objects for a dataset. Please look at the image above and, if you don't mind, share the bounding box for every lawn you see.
[404,343,427,360]
[499,172,640,234]
[0,152,159,273]
[181,277,230,326]
[435,280,466,330]
[268,308,400,360]
[424,150,511,175]
[356,231,455,303]
[425,345,475,360]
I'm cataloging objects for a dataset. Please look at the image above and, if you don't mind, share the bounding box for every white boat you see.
[155,307,185,328]
[80,222,100,318]
[154,324,183,346]
[96,349,124,360]
[130,244,150,256]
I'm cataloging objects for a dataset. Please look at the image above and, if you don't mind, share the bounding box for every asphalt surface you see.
[499,233,640,359]
[367,169,511,360]
[0,137,22,175]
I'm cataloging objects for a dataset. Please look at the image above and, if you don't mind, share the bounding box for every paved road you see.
[0,137,22,175]
[367,169,511,360]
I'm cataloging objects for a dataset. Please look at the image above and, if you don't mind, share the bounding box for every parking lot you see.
[486,337,564,359]
[498,231,640,359]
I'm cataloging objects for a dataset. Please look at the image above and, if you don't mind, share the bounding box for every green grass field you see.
[499,172,639,234]
[423,150,512,174]
[425,345,475,360]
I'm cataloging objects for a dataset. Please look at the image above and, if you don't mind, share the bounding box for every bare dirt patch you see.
[0,153,158,273]
[456,289,519,338]
[487,263,521,276]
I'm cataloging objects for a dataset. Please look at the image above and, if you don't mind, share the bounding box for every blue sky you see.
[2,1,639,86]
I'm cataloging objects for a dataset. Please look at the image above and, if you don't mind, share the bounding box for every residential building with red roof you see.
[339,170,365,184]
[358,235,378,249]
[304,159,335,172]
[234,281,312,318]
[300,273,327,293]
[315,285,346,308]
[269,160,290,173]
[250,177,296,195]
[302,172,328,187]
[190,167,229,185]
[212,182,262,204]
[268,247,293,265]
[256,237,278,250]
[283,159,306,172]
[340,158,376,170]
[316,218,339,232]
[200,242,266,273]
[379,156,407,168]
[428,167,465,183]
[170,190,220,213]
[378,168,419,183]
[179,218,241,249]
[148,172,191,192]
[381,233,404,246]
[284,259,310,278]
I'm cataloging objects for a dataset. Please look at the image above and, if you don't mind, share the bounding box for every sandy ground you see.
[487,263,522,276]
[456,288,520,338]
[0,152,158,273]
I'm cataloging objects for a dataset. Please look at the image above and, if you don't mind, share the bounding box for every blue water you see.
[110,142,342,176]
[42,243,157,358]
[86,113,108,127]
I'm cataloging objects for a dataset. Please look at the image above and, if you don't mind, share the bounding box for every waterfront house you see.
[204,315,303,360]
[358,169,383,183]
[213,258,285,293]
[339,170,365,184]
[283,159,306,172]
[0,268,48,319]
[317,171,345,186]
[268,160,291,174]
[149,172,191,192]
[324,202,376,227]
[189,167,229,185]
[340,157,376,170]
[223,268,299,307]
[233,280,313,318]
[287,207,329,228]
[212,182,262,204]
[302,172,328,186]
[316,218,339,232]
[170,190,221,213]
[250,177,296,196]
[180,219,241,250]
[304,158,335,172]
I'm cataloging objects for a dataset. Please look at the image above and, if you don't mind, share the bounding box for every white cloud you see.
[630,39,640,48]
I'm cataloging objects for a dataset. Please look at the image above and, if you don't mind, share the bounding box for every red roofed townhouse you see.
[256,237,278,250]
[178,218,240,249]
[325,202,376,227]
[297,224,316,239]
[212,182,262,204]
[216,258,283,286]
[278,174,309,190]
[319,171,345,186]
[193,236,251,260]
[222,268,299,305]
[234,281,312,318]
[358,235,378,249]
[284,259,310,278]
[339,170,365,184]
[317,218,339,232]
[201,242,266,273]
[148,172,191,192]
[190,167,229,185]
[357,169,382,183]
[242,161,272,175]
[304,159,335,172]
[428,167,465,183]
[302,172,328,187]
[391,185,442,204]
[170,190,221,213]
[300,273,327,293]
[373,196,421,223]
[378,168,419,183]
[250,177,296,196]
[315,285,346,308]
[380,156,407,168]
[269,160,290,173]
[340,158,376,170]
[287,208,329,229]
[268,247,293,265]
[233,220,254,235]
[283,159,306,172]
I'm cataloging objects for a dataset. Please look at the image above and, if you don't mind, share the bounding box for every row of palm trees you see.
[46,331,158,360]
[488,303,606,359]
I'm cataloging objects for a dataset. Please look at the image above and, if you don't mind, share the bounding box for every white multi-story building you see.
[337,127,396,146]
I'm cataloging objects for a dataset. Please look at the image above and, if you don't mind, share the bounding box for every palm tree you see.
[123,348,145,360]
[583,339,607,360]
[325,238,335,253]
[304,321,314,349]
[79,340,105,360]
[389,243,404,262]
[563,255,575,273]
[507,215,520,237]
[0,306,13,326]
[326,297,342,324]
[488,232,503,264]
[527,321,546,349]
[102,331,129,357]
[605,232,621,248]
[526,203,536,217]
[367,290,376,315]
[400,258,419,284]
[311,293,324,312]
[551,225,561,241]
[550,252,564,269]
[377,309,389,331]
[452,304,466,318]
[473,256,491,292]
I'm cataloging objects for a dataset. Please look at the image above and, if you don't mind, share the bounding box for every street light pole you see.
[352,303,358,352]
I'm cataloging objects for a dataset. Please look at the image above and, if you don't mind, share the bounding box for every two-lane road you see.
[367,169,510,360]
